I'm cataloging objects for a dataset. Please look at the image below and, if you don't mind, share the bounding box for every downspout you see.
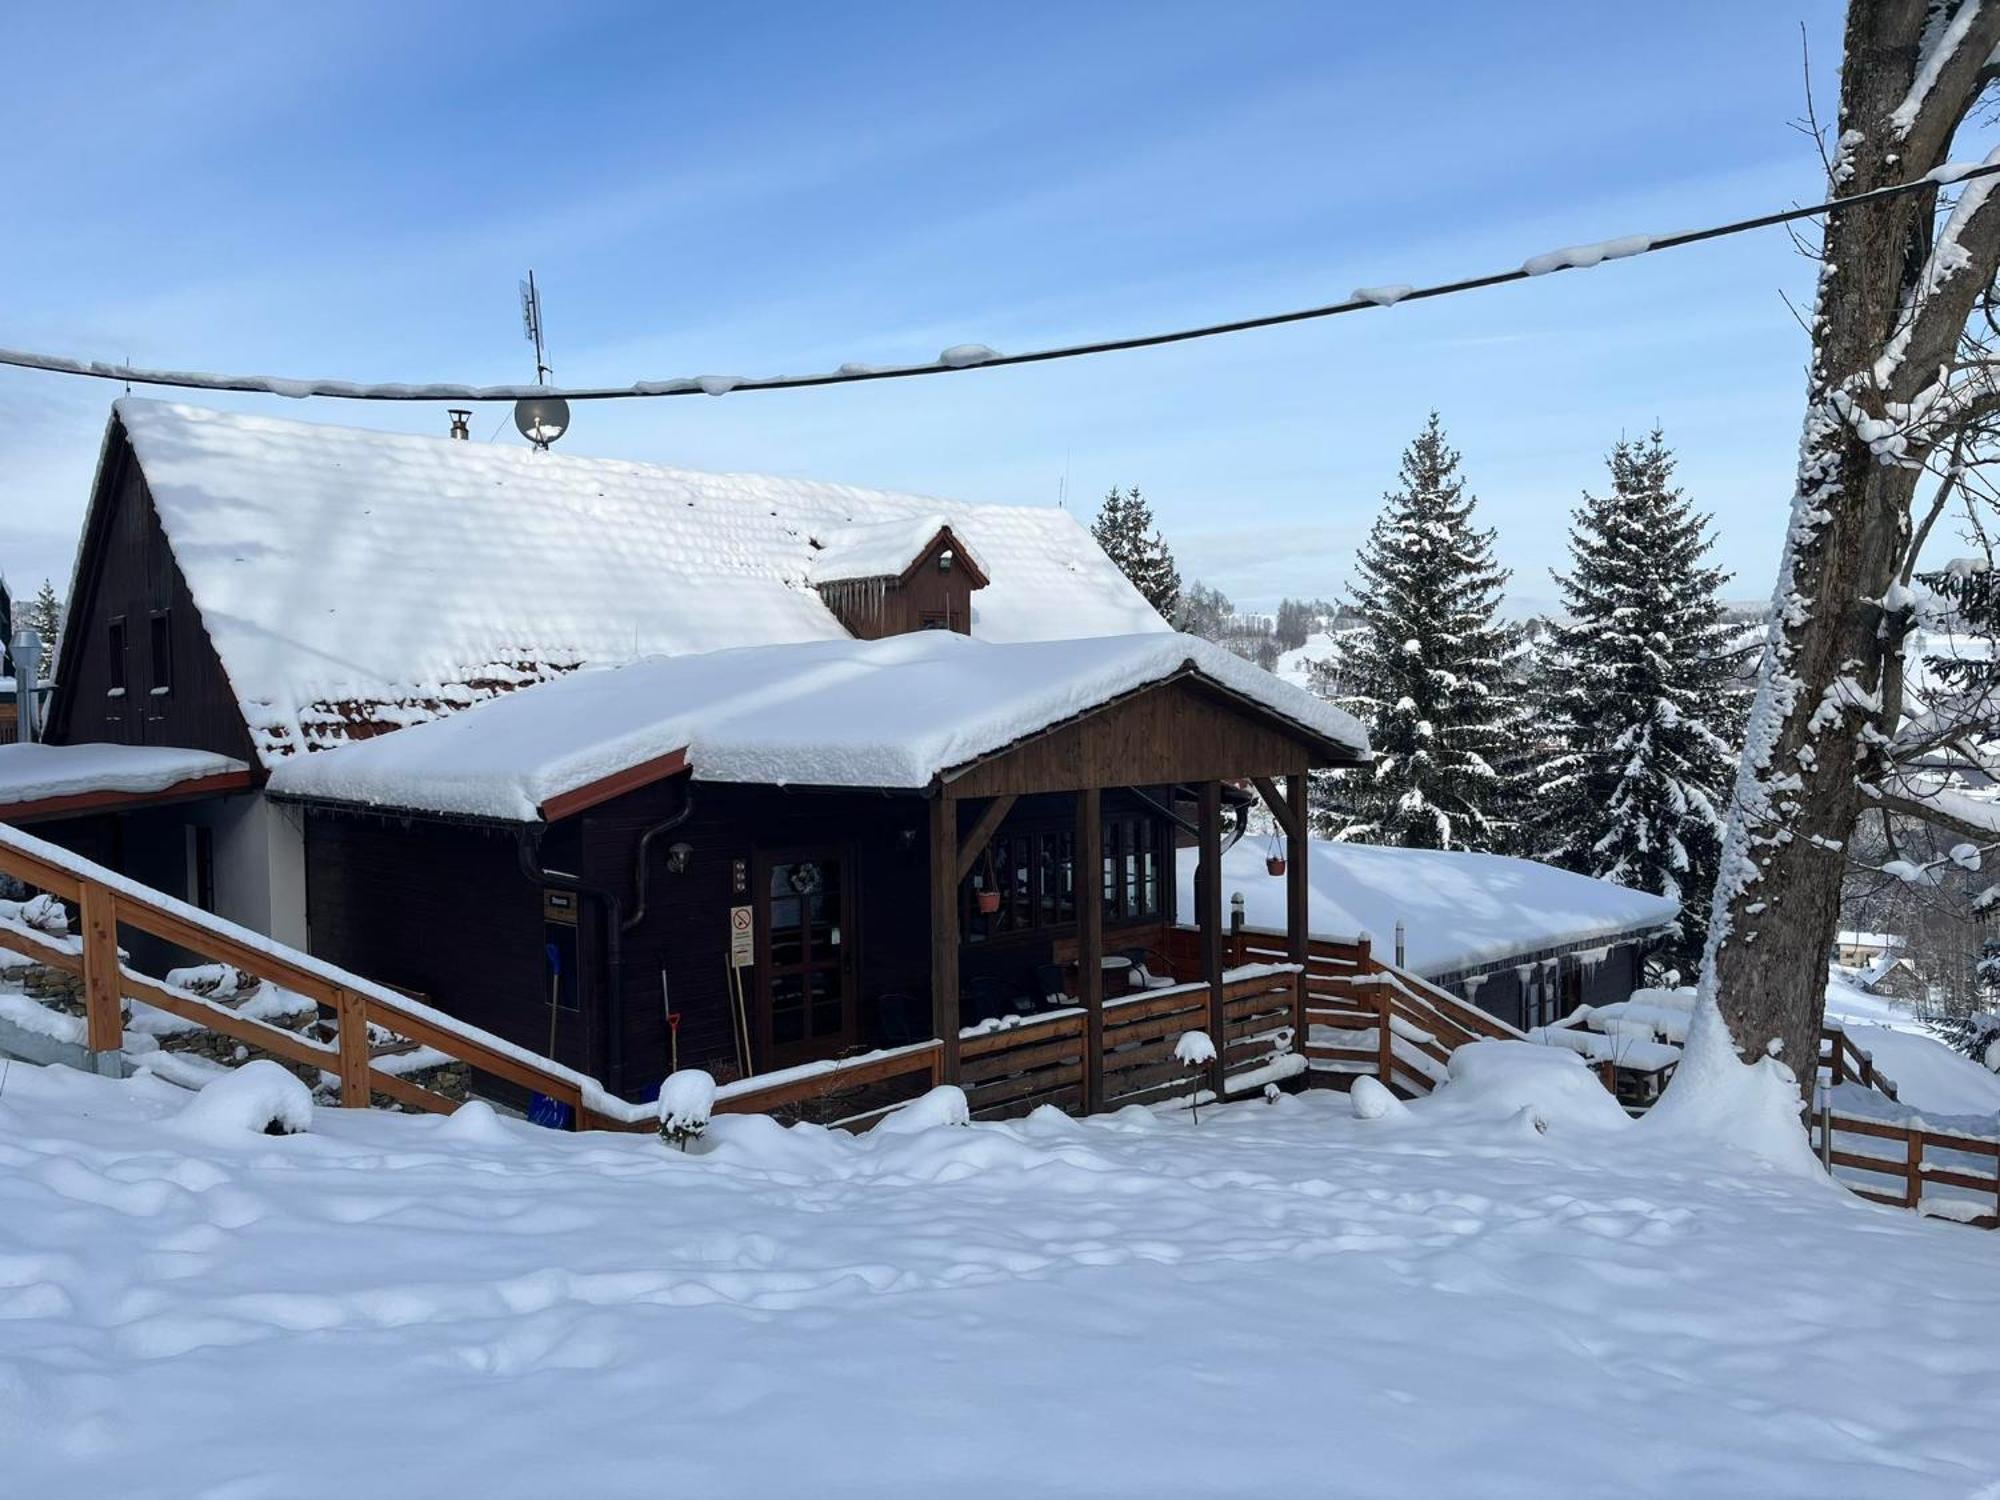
[620,781,696,934]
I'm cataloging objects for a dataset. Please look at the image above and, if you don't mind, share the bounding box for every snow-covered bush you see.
[175,1060,314,1139]
[657,1069,717,1151]
[872,1084,970,1136]
[0,893,69,937]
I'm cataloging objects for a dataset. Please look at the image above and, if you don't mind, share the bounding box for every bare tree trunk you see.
[1702,0,2000,1090]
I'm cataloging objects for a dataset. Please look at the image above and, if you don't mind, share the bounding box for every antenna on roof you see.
[514,270,570,450]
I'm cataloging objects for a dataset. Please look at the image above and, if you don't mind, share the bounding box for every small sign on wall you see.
[729,904,754,968]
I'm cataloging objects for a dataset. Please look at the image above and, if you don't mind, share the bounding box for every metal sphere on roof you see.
[513,395,571,448]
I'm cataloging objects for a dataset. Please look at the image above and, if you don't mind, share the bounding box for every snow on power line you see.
[5,160,2000,405]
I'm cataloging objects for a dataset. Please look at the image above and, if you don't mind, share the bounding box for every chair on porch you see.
[875,991,927,1047]
[1120,947,1178,991]
[1032,962,1072,1010]
[964,974,1030,1025]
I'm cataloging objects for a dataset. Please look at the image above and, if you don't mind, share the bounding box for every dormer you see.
[808,516,989,639]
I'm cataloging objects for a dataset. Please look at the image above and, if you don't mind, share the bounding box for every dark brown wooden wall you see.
[580,779,933,1095]
[301,812,579,1072]
[49,434,255,762]
[815,537,978,639]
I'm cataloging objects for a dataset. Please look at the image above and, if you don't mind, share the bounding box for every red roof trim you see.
[0,768,259,825]
[537,748,691,824]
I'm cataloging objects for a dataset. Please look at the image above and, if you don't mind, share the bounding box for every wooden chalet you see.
[5,400,1379,1115]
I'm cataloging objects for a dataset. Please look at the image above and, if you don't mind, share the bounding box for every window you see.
[107,617,128,698]
[963,814,1159,939]
[148,609,173,698]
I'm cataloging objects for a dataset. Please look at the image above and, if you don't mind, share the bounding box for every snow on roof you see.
[807,515,985,585]
[0,742,248,808]
[1834,930,1905,950]
[1181,837,1678,979]
[267,630,1370,822]
[110,400,1163,764]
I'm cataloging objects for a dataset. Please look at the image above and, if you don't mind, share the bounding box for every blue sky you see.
[1,0,1843,615]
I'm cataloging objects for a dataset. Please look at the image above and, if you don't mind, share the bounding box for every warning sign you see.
[729,905,755,969]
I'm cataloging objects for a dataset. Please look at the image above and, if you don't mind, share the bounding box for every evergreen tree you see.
[23,580,61,664]
[1317,414,1524,850]
[1091,486,1182,620]
[1539,431,1742,975]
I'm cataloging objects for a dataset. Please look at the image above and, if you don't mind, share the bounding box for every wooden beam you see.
[335,986,370,1109]
[1286,767,1309,1063]
[78,882,123,1055]
[929,792,961,1082]
[954,794,1019,885]
[1198,780,1225,1097]
[1250,775,1300,843]
[1077,787,1103,1113]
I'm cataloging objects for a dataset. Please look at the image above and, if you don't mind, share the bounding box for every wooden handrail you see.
[0,826,658,1132]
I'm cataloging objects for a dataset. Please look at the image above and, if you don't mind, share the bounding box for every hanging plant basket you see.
[976,889,1002,915]
[1266,854,1287,877]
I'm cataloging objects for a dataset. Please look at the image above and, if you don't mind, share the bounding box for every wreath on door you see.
[787,861,824,896]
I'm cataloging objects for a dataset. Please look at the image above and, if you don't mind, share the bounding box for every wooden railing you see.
[0,822,657,1132]
[1822,1023,1900,1101]
[715,1039,946,1127]
[1813,1103,1999,1229]
[959,966,1303,1120]
[1169,923,1521,1098]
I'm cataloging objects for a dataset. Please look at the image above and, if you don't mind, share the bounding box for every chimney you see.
[10,628,42,743]
[448,409,472,440]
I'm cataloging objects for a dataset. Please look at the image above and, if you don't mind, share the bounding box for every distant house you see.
[1180,837,1678,1032]
[1833,930,1904,968]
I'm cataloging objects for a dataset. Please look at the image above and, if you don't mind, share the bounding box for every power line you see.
[5,157,1999,406]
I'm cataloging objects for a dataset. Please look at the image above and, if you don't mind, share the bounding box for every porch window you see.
[107,616,128,696]
[964,815,1157,940]
[148,609,173,699]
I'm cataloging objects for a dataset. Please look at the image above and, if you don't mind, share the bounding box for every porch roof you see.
[0,742,254,822]
[266,630,1370,823]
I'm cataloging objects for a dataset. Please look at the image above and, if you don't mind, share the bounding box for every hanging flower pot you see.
[1266,854,1287,877]
[976,888,1002,915]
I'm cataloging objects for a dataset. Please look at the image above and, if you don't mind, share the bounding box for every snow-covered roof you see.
[106,400,1164,764]
[1834,930,1904,950]
[0,742,249,809]
[268,630,1370,822]
[1181,837,1678,979]
[807,515,985,585]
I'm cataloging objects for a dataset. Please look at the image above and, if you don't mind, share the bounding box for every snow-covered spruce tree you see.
[1687,0,2000,1107]
[1092,486,1182,620]
[23,580,60,667]
[1541,432,1743,976]
[1316,414,1526,850]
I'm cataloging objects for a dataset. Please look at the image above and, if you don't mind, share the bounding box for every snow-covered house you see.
[1179,838,1679,1032]
[5,400,1374,1103]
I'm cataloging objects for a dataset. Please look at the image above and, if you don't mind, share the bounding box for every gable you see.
[45,432,256,765]
[942,673,1352,798]
[109,400,1166,763]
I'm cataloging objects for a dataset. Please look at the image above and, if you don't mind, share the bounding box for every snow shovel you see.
[528,942,574,1130]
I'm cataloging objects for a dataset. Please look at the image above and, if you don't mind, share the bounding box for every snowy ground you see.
[1825,972,2000,1121]
[4,1052,2000,1498]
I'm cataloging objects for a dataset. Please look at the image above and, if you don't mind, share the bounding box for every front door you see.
[756,848,857,1068]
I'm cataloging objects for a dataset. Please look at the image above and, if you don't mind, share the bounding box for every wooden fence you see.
[1821,1024,1900,1100]
[1813,1103,2000,1229]
[959,966,1302,1120]
[1167,923,1523,1098]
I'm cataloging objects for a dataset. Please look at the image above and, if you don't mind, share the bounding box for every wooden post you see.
[77,880,123,1059]
[335,987,370,1108]
[1376,992,1394,1087]
[1286,768,1309,1066]
[1826,1028,1844,1086]
[929,791,962,1083]
[1078,787,1103,1114]
[1198,780,1225,1097]
[1906,1126,1923,1210]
